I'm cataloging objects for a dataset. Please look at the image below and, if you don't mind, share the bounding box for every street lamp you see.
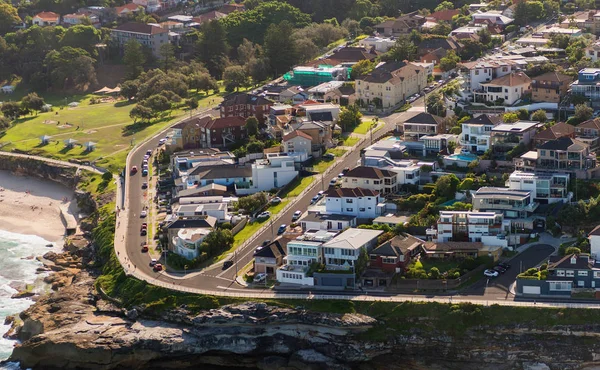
[184,264,188,276]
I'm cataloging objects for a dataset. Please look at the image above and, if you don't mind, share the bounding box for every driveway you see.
[461,244,555,300]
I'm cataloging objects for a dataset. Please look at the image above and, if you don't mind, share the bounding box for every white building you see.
[428,211,509,248]
[460,114,502,153]
[325,188,382,219]
[589,225,600,260]
[299,213,357,231]
[321,228,383,270]
[302,103,341,122]
[460,60,514,93]
[358,36,396,52]
[173,227,211,260]
[362,151,422,185]
[236,153,299,195]
[174,203,229,223]
[474,72,531,105]
[471,11,514,26]
[507,171,571,204]
[472,187,538,220]
[282,130,312,156]
[342,166,399,194]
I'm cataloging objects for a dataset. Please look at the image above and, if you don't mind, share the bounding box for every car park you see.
[277,224,287,234]
[153,263,163,272]
[484,269,499,278]
[292,210,302,221]
[222,260,233,270]
[140,210,147,218]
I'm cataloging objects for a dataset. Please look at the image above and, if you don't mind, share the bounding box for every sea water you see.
[0,230,57,362]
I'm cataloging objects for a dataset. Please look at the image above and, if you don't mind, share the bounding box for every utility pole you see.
[234,249,238,277]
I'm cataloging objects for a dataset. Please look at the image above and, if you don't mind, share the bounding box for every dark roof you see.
[577,118,600,131]
[337,85,356,96]
[326,187,379,198]
[345,166,397,179]
[166,217,217,230]
[253,239,287,258]
[589,224,600,237]
[114,22,168,35]
[532,71,573,83]
[418,38,458,52]
[537,137,587,151]
[533,122,574,141]
[188,164,252,179]
[548,253,593,270]
[357,61,406,84]
[405,112,444,126]
[462,114,502,126]
[308,111,334,122]
[327,47,379,63]
[371,234,424,257]
[221,92,273,107]
[197,116,247,129]
[300,213,357,223]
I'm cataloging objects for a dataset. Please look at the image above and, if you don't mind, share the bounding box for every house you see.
[516,253,600,297]
[325,188,382,219]
[534,137,598,175]
[533,122,575,147]
[133,0,161,12]
[575,118,600,151]
[220,93,273,123]
[358,36,396,53]
[111,22,169,57]
[165,216,217,259]
[170,149,236,177]
[324,84,357,106]
[506,171,570,204]
[400,112,445,141]
[236,153,299,195]
[374,11,426,36]
[421,241,503,260]
[459,60,514,93]
[322,228,383,272]
[299,102,340,122]
[472,187,538,227]
[307,81,345,101]
[539,27,582,38]
[585,41,600,63]
[421,134,458,155]
[282,130,312,156]
[192,10,226,24]
[369,233,423,274]
[427,9,461,22]
[361,149,422,185]
[426,210,509,248]
[420,48,448,65]
[175,183,229,199]
[590,225,600,260]
[196,116,247,148]
[174,203,229,223]
[115,3,142,17]
[559,10,596,32]
[473,72,531,105]
[218,2,245,14]
[471,11,514,28]
[373,214,410,228]
[296,121,333,153]
[417,37,460,56]
[531,71,572,103]
[491,120,539,154]
[571,68,600,107]
[311,46,379,66]
[263,85,308,104]
[254,239,287,275]
[341,166,399,195]
[32,11,60,26]
[184,164,253,189]
[300,213,357,232]
[356,61,427,109]
[449,25,487,38]
[460,114,502,153]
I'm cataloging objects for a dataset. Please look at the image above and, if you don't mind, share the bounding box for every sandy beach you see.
[0,170,79,243]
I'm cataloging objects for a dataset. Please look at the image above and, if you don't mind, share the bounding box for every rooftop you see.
[114,22,168,35]
[483,72,531,87]
[344,166,397,179]
[473,187,532,200]
[326,187,379,198]
[537,137,588,152]
[462,114,502,126]
[492,120,539,133]
[322,228,384,250]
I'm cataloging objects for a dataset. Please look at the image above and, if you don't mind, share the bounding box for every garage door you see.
[523,286,541,295]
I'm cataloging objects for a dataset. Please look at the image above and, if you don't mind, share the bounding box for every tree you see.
[434,174,460,199]
[188,71,218,94]
[201,229,234,256]
[531,110,547,122]
[264,21,298,76]
[185,98,198,110]
[439,50,460,72]
[517,108,529,120]
[0,116,10,130]
[60,25,101,55]
[459,40,484,60]
[428,267,441,279]
[123,39,146,80]
[426,92,445,116]
[235,192,268,213]
[434,1,454,12]
[159,43,176,72]
[295,38,319,63]
[341,18,360,38]
[350,59,375,79]
[195,20,230,77]
[565,246,582,255]
[44,47,97,90]
[120,80,140,100]
[237,38,259,65]
[1,101,20,120]
[20,93,45,114]
[245,116,259,137]
[247,57,270,85]
[548,33,570,49]
[0,3,21,35]
[502,112,519,123]
[386,36,417,62]
[130,104,153,122]
[338,104,362,131]
[348,0,374,20]
[575,104,593,122]
[144,94,171,116]
[354,248,368,278]
[223,65,248,92]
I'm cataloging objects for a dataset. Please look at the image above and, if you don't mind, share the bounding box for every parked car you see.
[140,227,147,236]
[277,224,287,234]
[142,169,148,176]
[338,173,344,178]
[141,182,148,189]
[158,138,167,145]
[323,153,335,160]
[318,190,325,197]
[311,195,320,204]
[141,245,149,252]
[146,150,152,156]
[130,166,138,175]
[254,273,266,283]
[140,210,147,218]
[143,154,150,161]
[342,167,350,174]
[270,197,282,204]
[262,240,271,247]
[292,210,302,221]
[150,258,157,266]
[329,178,338,186]
[493,266,506,274]
[222,260,233,270]
[498,262,511,269]
[153,263,163,272]
[484,269,499,278]
[257,211,271,219]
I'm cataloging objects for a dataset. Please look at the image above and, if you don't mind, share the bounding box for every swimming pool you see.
[446,154,478,162]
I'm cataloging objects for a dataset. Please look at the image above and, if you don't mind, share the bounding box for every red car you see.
[130,166,138,175]
[141,223,148,229]
[141,245,149,252]
[153,263,163,271]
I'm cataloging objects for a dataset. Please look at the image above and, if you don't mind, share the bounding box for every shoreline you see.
[0,170,79,243]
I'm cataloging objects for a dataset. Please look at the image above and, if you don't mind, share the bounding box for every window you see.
[359,208,366,212]
[346,199,353,203]
[566,270,574,277]
[578,270,588,276]
[382,257,396,264]
[578,280,585,287]
[346,208,353,212]
[556,270,565,277]
[540,150,546,156]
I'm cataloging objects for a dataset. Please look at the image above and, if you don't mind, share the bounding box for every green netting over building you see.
[283,65,351,86]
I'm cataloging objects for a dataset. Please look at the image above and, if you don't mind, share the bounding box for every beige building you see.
[531,72,572,104]
[341,166,399,194]
[356,61,427,109]
[111,22,169,58]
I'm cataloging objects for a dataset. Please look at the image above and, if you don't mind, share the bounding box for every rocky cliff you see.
[0,154,80,189]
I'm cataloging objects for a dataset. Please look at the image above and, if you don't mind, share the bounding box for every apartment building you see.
[537,137,597,172]
[111,22,169,57]
[460,60,514,93]
[174,203,228,223]
[531,71,573,103]
[472,187,538,219]
[533,122,575,148]
[473,72,531,105]
[220,92,273,123]
[571,68,600,107]
[401,112,445,141]
[197,116,247,148]
[491,120,540,154]
[575,118,600,151]
[356,61,427,109]
[236,153,299,195]
[506,171,570,204]
[282,130,312,156]
[427,211,509,248]
[325,188,382,219]
[341,166,399,195]
[322,228,383,270]
[460,114,502,153]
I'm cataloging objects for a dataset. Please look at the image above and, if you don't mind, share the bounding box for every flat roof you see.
[492,121,539,133]
[322,228,383,250]
[474,187,531,200]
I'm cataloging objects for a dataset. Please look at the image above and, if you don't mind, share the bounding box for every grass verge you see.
[280,176,315,198]
[342,136,359,147]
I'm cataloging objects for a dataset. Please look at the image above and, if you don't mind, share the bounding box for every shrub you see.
[101,171,113,181]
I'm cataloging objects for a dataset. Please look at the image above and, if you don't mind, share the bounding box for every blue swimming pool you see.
[446,154,478,162]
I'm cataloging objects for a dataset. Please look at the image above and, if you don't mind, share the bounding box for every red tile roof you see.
[34,11,59,20]
[326,187,379,198]
[283,130,312,141]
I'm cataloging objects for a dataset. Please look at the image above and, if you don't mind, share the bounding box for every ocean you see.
[0,230,58,363]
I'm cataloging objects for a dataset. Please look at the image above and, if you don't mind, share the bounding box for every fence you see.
[231,217,248,236]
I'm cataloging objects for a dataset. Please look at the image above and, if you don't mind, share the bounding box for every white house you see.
[460,114,502,153]
[473,72,531,105]
[460,60,514,93]
[299,213,357,231]
[236,153,299,195]
[282,130,312,156]
[173,227,211,260]
[325,188,382,219]
[589,225,600,260]
[427,211,509,248]
[174,203,229,223]
[321,228,383,270]
[362,151,422,186]
[358,36,396,52]
[32,11,60,26]
[471,11,514,27]
[507,171,571,204]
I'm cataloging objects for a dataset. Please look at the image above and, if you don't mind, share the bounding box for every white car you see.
[292,210,302,221]
[158,138,167,145]
[254,273,267,283]
[318,190,325,197]
[257,211,271,219]
[270,197,282,204]
[140,210,147,218]
[484,269,499,278]
[329,179,338,186]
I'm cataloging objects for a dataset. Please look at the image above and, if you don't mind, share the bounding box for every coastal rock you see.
[11,291,36,299]
[4,316,15,325]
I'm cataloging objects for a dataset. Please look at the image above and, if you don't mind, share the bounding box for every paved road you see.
[462,244,555,299]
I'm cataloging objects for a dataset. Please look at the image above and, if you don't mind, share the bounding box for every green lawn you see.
[312,149,347,173]
[280,176,315,198]
[352,120,377,135]
[342,136,360,147]
[418,258,461,273]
